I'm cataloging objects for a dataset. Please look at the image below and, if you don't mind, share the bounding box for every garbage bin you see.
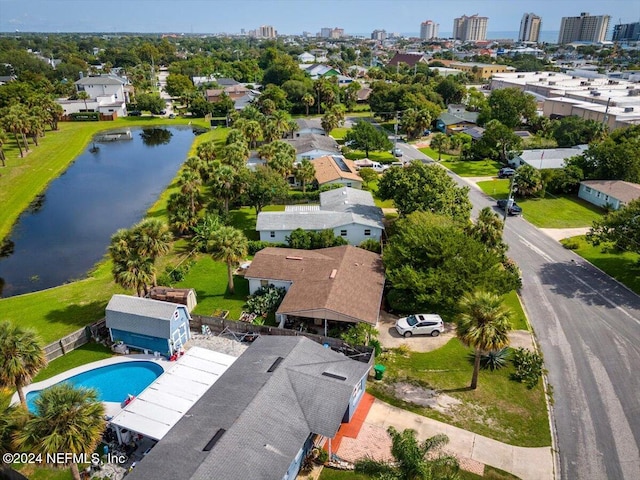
[373,364,386,380]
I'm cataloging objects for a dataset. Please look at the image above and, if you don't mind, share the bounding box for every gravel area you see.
[185,333,249,357]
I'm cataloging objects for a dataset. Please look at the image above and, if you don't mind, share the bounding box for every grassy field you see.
[561,236,640,294]
[441,159,502,177]
[476,180,604,228]
[0,117,209,242]
[330,127,349,140]
[418,146,456,162]
[370,339,550,447]
[366,178,395,209]
[344,150,396,162]
[33,343,113,382]
[503,291,528,331]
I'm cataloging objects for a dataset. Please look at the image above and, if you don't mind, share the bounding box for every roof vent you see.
[203,429,226,451]
[286,256,304,260]
[624,107,634,113]
[329,269,337,279]
[267,356,284,372]
[322,372,347,381]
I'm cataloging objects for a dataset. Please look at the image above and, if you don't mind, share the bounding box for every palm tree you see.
[321,112,339,134]
[457,291,512,390]
[430,133,449,161]
[211,163,238,213]
[2,108,28,158]
[208,226,248,295]
[302,93,315,116]
[77,90,90,112]
[242,120,262,148]
[221,141,250,169]
[0,128,8,167]
[295,159,316,193]
[271,110,290,138]
[134,218,173,286]
[0,321,47,408]
[262,119,281,143]
[178,169,202,216]
[14,384,105,480]
[355,426,460,480]
[109,229,154,296]
[0,402,27,455]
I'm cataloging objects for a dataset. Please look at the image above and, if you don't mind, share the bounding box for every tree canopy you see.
[587,198,640,255]
[378,162,472,221]
[344,120,392,157]
[478,88,537,129]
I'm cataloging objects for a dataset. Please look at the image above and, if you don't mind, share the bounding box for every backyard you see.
[476,179,604,228]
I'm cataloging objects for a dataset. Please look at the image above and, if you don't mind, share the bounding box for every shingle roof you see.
[105,295,185,338]
[126,336,370,480]
[295,117,324,131]
[245,246,385,324]
[311,155,362,184]
[256,187,383,232]
[387,52,427,67]
[437,111,480,125]
[285,134,339,154]
[581,180,640,204]
[75,75,125,86]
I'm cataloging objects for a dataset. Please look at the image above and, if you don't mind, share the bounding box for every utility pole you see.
[394,111,399,152]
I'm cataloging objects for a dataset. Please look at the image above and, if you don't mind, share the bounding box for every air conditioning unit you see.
[628,89,640,96]
[591,91,601,96]
[549,81,556,85]
[624,107,634,113]
[517,74,525,78]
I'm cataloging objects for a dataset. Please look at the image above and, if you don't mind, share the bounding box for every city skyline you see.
[1,0,639,35]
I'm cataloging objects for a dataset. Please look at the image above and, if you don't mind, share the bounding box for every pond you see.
[0,126,199,297]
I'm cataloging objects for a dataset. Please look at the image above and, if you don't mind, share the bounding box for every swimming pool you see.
[26,361,164,412]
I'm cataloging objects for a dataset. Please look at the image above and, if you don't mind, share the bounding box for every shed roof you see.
[106,295,188,338]
[581,180,640,204]
[245,246,384,324]
[126,336,370,480]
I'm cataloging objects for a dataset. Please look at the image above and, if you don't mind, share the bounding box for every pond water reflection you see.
[0,126,198,297]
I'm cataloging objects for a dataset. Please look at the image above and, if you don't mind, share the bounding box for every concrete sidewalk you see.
[337,399,554,480]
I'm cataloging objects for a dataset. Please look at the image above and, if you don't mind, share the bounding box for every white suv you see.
[395,314,444,338]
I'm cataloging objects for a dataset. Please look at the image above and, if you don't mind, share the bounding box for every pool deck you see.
[12,354,170,412]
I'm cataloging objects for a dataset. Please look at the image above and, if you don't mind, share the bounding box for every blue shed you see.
[106,295,191,356]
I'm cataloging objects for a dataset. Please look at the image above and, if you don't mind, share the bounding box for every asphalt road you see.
[415,146,640,479]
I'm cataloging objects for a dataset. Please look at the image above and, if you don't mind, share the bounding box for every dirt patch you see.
[392,381,461,415]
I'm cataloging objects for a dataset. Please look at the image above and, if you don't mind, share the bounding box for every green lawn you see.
[175,255,249,320]
[369,339,550,447]
[561,236,640,294]
[441,159,502,177]
[330,127,349,140]
[318,469,369,480]
[503,291,528,331]
[0,117,209,242]
[344,150,395,163]
[418,147,456,162]
[366,178,395,209]
[33,343,113,382]
[476,180,604,228]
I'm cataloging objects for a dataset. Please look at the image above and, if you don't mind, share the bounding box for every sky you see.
[1,0,639,35]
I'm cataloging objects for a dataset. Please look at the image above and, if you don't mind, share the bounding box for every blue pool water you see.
[26,361,164,412]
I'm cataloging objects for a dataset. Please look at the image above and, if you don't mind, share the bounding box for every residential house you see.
[298,52,315,63]
[245,245,385,328]
[191,75,217,87]
[205,84,259,110]
[58,74,131,117]
[578,180,640,210]
[435,105,480,134]
[256,187,384,244]
[105,295,191,356]
[300,64,340,80]
[509,145,588,170]
[460,125,485,141]
[356,87,372,103]
[311,155,362,189]
[386,52,428,68]
[285,134,341,162]
[450,62,512,80]
[126,336,371,480]
[295,118,326,137]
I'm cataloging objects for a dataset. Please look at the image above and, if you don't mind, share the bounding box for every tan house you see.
[205,85,250,103]
[244,246,385,332]
[311,155,362,189]
[450,62,511,80]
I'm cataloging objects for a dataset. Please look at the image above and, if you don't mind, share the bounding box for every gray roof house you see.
[126,336,371,480]
[578,180,640,210]
[285,134,340,161]
[106,295,191,356]
[295,118,326,137]
[510,145,588,170]
[256,187,384,245]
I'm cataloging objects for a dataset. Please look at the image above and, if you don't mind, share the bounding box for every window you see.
[270,231,275,238]
[605,195,609,201]
[596,192,601,198]
[585,187,592,194]
[340,230,347,236]
[346,182,352,187]
[364,229,371,236]
[260,280,269,287]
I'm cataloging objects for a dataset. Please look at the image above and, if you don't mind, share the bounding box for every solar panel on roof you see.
[333,156,352,173]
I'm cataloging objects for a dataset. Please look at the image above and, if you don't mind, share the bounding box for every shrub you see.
[359,239,382,253]
[70,111,100,121]
[247,240,286,255]
[561,238,580,250]
[511,347,545,389]
[478,347,510,371]
[164,261,194,283]
[244,285,287,317]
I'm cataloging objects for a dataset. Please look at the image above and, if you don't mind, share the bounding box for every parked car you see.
[168,113,176,119]
[497,199,523,215]
[498,167,516,178]
[128,110,142,116]
[395,314,444,338]
[392,147,403,157]
[423,129,431,136]
[160,110,166,115]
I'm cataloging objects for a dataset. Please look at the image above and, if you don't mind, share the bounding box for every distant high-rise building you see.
[420,20,439,40]
[453,14,488,42]
[519,13,542,42]
[371,29,387,41]
[257,25,277,38]
[612,22,640,42]
[320,27,333,38]
[558,12,610,44]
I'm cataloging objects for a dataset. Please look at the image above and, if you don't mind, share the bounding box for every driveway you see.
[377,310,455,352]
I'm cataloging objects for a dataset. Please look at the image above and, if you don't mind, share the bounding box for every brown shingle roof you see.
[311,155,362,184]
[581,180,640,204]
[387,52,427,67]
[245,246,385,325]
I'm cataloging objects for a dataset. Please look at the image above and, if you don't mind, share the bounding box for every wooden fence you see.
[43,319,106,362]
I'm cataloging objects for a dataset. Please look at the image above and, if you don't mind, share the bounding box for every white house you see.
[76,74,130,103]
[298,52,315,63]
[285,134,340,162]
[311,155,362,189]
[295,118,326,137]
[578,180,640,210]
[510,145,588,170]
[256,187,383,244]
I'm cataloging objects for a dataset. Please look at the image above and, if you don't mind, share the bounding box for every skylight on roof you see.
[203,428,226,451]
[267,357,284,373]
[321,372,347,381]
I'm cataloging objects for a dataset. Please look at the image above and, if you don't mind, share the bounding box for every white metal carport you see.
[109,347,237,442]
